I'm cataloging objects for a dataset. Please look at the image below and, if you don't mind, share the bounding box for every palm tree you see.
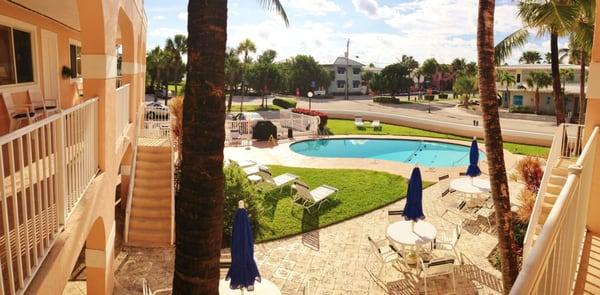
[174,0,288,294]
[237,38,257,112]
[497,70,516,108]
[525,71,553,114]
[544,52,553,64]
[146,46,164,96]
[361,70,375,95]
[225,48,242,112]
[495,0,579,125]
[559,68,575,91]
[477,0,520,292]
[519,50,542,64]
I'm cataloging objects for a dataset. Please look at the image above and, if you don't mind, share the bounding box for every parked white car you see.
[145,102,170,121]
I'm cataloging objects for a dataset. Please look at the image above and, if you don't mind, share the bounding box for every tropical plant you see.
[420,58,440,84]
[174,0,287,293]
[246,54,283,107]
[146,46,164,91]
[225,48,242,112]
[477,0,520,291]
[168,96,184,158]
[516,188,537,223]
[361,70,375,95]
[372,63,413,99]
[519,50,542,64]
[236,38,257,112]
[222,164,262,246]
[514,156,544,193]
[497,70,517,108]
[495,0,580,125]
[451,58,467,74]
[464,62,478,77]
[559,68,575,91]
[453,75,478,107]
[525,71,552,114]
[544,52,552,64]
[280,55,333,96]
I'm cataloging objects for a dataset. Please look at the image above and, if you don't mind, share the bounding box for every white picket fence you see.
[115,84,130,137]
[0,98,99,295]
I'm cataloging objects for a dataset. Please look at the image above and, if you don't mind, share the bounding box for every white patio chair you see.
[228,129,242,146]
[371,120,381,131]
[2,92,37,131]
[291,181,338,213]
[257,168,299,193]
[434,223,462,262]
[28,87,59,117]
[387,210,404,224]
[366,236,403,284]
[419,257,456,295]
[354,116,364,128]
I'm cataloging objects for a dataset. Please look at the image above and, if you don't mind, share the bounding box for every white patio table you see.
[387,220,437,266]
[450,177,491,207]
[219,278,281,295]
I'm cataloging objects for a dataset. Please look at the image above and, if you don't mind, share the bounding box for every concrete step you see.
[549,175,567,186]
[128,228,171,246]
[543,193,558,205]
[137,145,171,154]
[546,183,563,196]
[129,216,171,232]
[134,177,172,189]
[135,168,171,180]
[133,186,171,199]
[137,150,172,162]
[551,166,568,177]
[136,160,171,171]
[132,195,172,209]
[130,206,171,219]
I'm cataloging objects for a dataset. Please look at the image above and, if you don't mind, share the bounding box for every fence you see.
[115,84,130,137]
[0,98,98,295]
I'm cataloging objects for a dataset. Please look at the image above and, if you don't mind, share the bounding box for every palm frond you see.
[495,29,530,65]
[257,0,289,27]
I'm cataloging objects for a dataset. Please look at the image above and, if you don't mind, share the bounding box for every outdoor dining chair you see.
[366,236,404,285]
[434,223,462,261]
[3,92,38,131]
[28,87,59,117]
[418,257,456,295]
[387,210,405,224]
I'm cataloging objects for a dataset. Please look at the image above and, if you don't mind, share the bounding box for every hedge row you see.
[373,96,401,104]
[273,98,297,109]
[291,108,328,130]
[438,94,448,99]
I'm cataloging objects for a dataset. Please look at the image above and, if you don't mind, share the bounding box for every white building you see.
[322,57,366,95]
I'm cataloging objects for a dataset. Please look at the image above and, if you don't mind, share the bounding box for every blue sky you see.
[145,0,564,66]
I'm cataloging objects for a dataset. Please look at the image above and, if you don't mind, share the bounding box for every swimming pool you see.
[289,138,486,168]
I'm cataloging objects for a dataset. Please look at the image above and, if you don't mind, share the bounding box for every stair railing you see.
[124,103,145,243]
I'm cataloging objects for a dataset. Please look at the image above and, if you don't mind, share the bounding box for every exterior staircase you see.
[125,139,174,247]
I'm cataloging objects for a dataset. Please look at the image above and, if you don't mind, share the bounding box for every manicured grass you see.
[255,166,432,242]
[227,104,281,112]
[326,119,550,158]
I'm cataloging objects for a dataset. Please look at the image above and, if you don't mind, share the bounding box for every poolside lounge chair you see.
[354,116,364,129]
[3,92,37,131]
[366,236,404,284]
[229,159,256,168]
[257,168,299,192]
[291,181,338,213]
[419,257,456,295]
[28,87,59,117]
[371,120,381,131]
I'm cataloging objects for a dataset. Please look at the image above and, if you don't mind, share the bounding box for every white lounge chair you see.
[28,87,59,117]
[419,257,456,295]
[291,181,338,213]
[2,92,37,131]
[354,116,364,128]
[229,159,257,168]
[257,168,299,192]
[371,120,381,131]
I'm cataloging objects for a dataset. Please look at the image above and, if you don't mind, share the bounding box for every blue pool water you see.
[290,138,486,168]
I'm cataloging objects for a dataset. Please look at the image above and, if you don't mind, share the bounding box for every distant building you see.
[496,64,585,117]
[322,57,366,95]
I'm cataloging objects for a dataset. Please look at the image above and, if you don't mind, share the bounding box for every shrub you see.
[168,96,183,157]
[273,98,297,109]
[510,105,534,114]
[438,93,448,99]
[373,96,400,104]
[424,95,435,101]
[516,188,536,224]
[291,108,328,130]
[514,156,544,192]
[223,164,262,247]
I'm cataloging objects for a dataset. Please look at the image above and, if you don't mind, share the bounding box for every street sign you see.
[307,92,314,98]
[310,80,316,88]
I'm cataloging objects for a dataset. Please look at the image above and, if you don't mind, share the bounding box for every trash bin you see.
[288,128,293,139]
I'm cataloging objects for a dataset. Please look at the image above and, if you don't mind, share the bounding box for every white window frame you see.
[69,39,82,83]
[0,15,39,92]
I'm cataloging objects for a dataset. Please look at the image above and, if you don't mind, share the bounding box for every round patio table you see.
[386,220,437,246]
[219,278,281,295]
[450,177,491,194]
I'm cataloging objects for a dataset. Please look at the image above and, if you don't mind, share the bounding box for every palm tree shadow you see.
[260,185,292,220]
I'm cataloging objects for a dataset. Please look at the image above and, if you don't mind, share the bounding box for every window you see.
[547,97,552,104]
[0,24,33,85]
[516,73,521,83]
[353,80,360,88]
[337,80,345,88]
[69,43,82,77]
[353,68,360,75]
[337,67,345,74]
[513,95,523,106]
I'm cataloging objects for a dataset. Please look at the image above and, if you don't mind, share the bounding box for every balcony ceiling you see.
[10,0,80,31]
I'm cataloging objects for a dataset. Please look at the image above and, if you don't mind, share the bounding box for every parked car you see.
[145,102,170,120]
[232,112,264,125]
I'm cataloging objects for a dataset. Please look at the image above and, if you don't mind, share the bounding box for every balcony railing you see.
[116,84,130,137]
[511,126,599,294]
[0,98,98,295]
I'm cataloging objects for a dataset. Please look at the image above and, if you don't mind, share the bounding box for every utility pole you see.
[345,39,349,100]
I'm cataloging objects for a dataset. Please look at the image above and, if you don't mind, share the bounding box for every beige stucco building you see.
[322,57,367,95]
[0,0,147,294]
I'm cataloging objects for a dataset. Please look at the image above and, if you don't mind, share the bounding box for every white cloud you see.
[342,20,354,29]
[149,27,184,38]
[153,15,165,21]
[177,12,187,21]
[282,0,341,15]
[351,0,396,19]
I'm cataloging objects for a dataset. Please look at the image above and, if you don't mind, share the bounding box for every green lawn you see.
[255,166,431,242]
[227,104,281,112]
[326,119,550,158]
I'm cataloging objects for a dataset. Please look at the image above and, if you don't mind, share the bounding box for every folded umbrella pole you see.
[466,138,482,179]
[226,202,261,294]
[403,166,425,231]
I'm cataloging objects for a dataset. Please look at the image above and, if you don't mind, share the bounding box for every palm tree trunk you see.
[506,86,511,109]
[550,33,565,124]
[227,86,234,112]
[579,52,586,124]
[477,0,519,293]
[172,0,226,294]
[535,89,540,114]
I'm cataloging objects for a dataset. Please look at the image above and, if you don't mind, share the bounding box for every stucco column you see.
[86,221,116,295]
[584,61,600,233]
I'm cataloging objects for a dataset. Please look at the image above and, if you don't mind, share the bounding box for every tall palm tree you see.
[544,52,553,64]
[559,68,575,91]
[525,71,553,113]
[495,0,579,125]
[237,38,257,112]
[477,0,520,292]
[497,70,516,108]
[174,1,287,294]
[146,46,164,95]
[519,50,542,64]
[361,70,375,95]
[225,48,242,112]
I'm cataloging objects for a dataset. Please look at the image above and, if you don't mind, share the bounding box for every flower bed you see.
[292,108,328,130]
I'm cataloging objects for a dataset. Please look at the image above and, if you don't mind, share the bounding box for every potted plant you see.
[62,66,76,79]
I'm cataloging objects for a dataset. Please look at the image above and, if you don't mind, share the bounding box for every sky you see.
[144,0,567,66]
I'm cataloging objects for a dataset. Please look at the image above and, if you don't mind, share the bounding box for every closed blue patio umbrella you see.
[466,138,482,177]
[226,202,261,292]
[403,166,425,222]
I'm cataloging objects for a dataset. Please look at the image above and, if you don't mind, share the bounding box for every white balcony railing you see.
[0,98,98,295]
[140,104,171,139]
[116,84,130,137]
[511,126,599,294]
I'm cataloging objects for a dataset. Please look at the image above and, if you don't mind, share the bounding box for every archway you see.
[86,217,110,295]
